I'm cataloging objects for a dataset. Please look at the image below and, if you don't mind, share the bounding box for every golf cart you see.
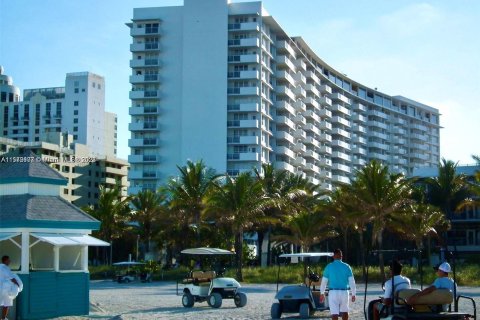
[177,247,247,309]
[271,252,333,319]
[112,261,145,283]
[364,249,477,320]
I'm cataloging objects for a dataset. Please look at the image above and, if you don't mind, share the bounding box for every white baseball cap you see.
[438,262,452,273]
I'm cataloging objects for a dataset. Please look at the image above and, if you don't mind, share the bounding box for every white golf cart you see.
[177,247,247,309]
[112,261,145,283]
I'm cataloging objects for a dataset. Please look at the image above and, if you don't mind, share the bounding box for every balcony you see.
[128,121,159,131]
[303,123,320,135]
[369,131,388,140]
[319,121,332,130]
[319,84,333,94]
[332,128,350,138]
[352,103,367,112]
[276,116,296,130]
[308,177,320,185]
[293,143,306,153]
[331,93,350,104]
[351,147,367,155]
[128,171,158,180]
[130,25,161,36]
[293,129,306,139]
[352,136,367,144]
[352,114,367,123]
[293,86,306,99]
[129,90,160,99]
[227,152,260,161]
[318,171,332,179]
[130,59,160,68]
[275,70,296,87]
[319,96,332,107]
[332,151,351,161]
[306,71,321,85]
[352,124,367,134]
[294,72,307,86]
[276,86,296,101]
[294,157,306,166]
[332,175,350,184]
[275,161,295,173]
[369,152,389,161]
[318,146,332,154]
[228,37,260,47]
[305,84,320,97]
[304,97,320,110]
[331,116,351,127]
[276,101,295,115]
[367,120,388,130]
[352,158,367,166]
[228,22,260,31]
[332,163,351,173]
[128,138,158,147]
[128,154,158,164]
[368,110,389,120]
[276,131,295,144]
[332,140,350,150]
[227,70,260,80]
[304,150,319,160]
[277,55,296,72]
[130,42,160,52]
[318,158,332,167]
[227,119,260,128]
[392,137,407,144]
[318,109,332,119]
[276,146,295,159]
[227,86,260,96]
[130,74,159,84]
[277,40,296,57]
[228,54,259,63]
[304,136,320,147]
[332,104,350,116]
[305,163,320,173]
[369,142,389,151]
[303,110,320,123]
[227,103,259,112]
[227,136,259,144]
[294,100,306,112]
[318,133,332,142]
[294,59,307,71]
[294,114,306,125]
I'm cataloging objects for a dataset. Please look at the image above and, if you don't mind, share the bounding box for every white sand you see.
[55,281,480,320]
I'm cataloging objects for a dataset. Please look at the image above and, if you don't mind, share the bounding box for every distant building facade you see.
[0,133,128,208]
[127,0,441,194]
[0,67,117,158]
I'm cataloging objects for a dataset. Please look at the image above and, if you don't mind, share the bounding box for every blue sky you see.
[1,0,479,164]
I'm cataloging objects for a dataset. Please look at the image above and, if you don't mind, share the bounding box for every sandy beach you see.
[54,281,480,320]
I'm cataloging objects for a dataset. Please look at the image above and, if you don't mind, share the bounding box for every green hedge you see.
[89,264,480,286]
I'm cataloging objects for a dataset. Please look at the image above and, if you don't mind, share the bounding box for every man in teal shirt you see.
[319,249,356,320]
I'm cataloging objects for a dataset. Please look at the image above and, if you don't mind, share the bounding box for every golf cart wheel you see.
[234,292,247,308]
[182,292,194,308]
[299,302,311,319]
[207,292,222,308]
[271,302,282,319]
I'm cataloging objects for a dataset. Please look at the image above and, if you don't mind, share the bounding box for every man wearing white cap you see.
[407,261,456,310]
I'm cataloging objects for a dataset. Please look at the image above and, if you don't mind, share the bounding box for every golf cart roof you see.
[279,252,334,258]
[181,247,235,255]
[112,261,146,266]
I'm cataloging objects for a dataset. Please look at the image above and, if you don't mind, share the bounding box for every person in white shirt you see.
[370,260,411,320]
[0,256,19,320]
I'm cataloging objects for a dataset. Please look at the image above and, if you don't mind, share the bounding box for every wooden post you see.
[21,231,30,274]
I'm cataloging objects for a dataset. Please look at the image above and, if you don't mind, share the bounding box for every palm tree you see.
[204,172,269,281]
[348,160,414,278]
[165,160,219,246]
[253,164,314,265]
[130,189,166,256]
[83,183,130,264]
[425,159,470,251]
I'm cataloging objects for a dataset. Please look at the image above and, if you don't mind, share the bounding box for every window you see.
[73,135,78,140]
[73,126,78,132]
[64,189,69,195]
[74,88,79,93]
[74,81,79,87]
[73,118,78,123]
[92,82,95,88]
[97,84,101,89]
[74,110,78,115]
[74,101,79,106]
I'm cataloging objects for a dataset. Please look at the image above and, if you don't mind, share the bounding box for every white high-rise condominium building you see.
[127,0,440,194]
[0,68,117,157]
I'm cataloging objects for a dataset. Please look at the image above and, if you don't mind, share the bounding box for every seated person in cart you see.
[369,259,411,320]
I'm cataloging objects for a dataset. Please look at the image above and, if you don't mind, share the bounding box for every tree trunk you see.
[266,226,272,266]
[378,231,385,283]
[343,229,348,262]
[235,228,244,281]
[359,230,366,280]
[257,230,265,266]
